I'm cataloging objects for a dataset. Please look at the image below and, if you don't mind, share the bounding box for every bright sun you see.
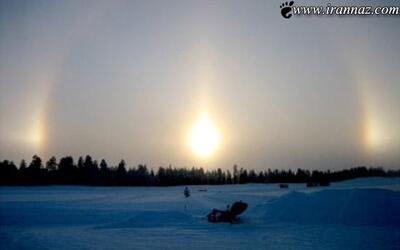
[188,114,221,158]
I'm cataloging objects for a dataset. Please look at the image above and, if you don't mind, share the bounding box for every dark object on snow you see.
[307,182,318,187]
[184,187,190,198]
[207,201,248,223]
[307,181,330,187]
[279,183,289,188]
[319,180,330,186]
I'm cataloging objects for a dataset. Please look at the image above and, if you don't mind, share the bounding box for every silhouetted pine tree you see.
[58,156,77,184]
[27,155,43,184]
[116,160,127,185]
[99,159,110,185]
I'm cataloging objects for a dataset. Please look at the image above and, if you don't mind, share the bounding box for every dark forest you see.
[0,155,399,186]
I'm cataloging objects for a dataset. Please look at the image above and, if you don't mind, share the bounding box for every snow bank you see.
[264,188,400,226]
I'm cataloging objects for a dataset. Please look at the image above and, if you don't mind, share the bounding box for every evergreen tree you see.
[46,156,58,172]
[27,155,43,184]
[116,159,127,185]
[233,164,239,184]
[29,155,42,170]
[226,170,233,184]
[58,156,76,184]
[19,160,27,170]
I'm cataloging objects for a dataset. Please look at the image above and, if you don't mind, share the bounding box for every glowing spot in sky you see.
[25,73,52,155]
[358,80,394,153]
[30,114,45,149]
[365,114,386,150]
[188,113,221,159]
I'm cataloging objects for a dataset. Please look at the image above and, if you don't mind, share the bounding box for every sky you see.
[0,0,399,170]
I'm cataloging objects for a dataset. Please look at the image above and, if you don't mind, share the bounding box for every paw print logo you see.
[280,1,294,19]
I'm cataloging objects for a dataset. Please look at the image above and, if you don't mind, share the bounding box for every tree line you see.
[0,155,399,186]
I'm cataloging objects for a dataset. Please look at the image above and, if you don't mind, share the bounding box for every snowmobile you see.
[207,201,248,223]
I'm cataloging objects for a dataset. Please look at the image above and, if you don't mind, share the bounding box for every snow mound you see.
[264,188,400,226]
[106,211,194,228]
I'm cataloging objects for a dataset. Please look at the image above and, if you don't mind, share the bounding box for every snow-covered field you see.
[1,177,399,250]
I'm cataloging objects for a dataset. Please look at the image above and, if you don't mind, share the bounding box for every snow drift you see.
[264,188,400,226]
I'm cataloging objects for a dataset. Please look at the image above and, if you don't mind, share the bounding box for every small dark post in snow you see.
[184,187,190,198]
